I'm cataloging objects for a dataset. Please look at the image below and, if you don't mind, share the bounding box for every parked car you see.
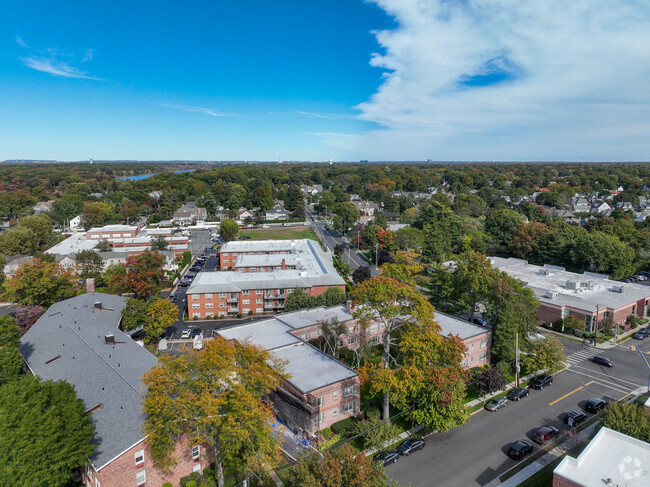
[507,440,534,460]
[584,398,607,413]
[632,329,649,340]
[185,273,196,279]
[634,275,648,281]
[397,437,426,456]
[533,425,559,444]
[564,410,587,427]
[485,397,508,411]
[529,374,553,390]
[471,316,489,326]
[592,356,614,367]
[181,329,191,339]
[178,280,191,287]
[191,328,202,338]
[374,450,400,466]
[507,387,530,401]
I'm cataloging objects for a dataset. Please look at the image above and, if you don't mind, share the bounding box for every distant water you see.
[119,169,195,181]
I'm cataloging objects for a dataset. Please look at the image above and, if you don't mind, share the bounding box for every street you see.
[387,336,650,487]
[306,206,380,277]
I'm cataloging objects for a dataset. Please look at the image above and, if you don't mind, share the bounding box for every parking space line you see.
[570,364,643,387]
[565,368,636,394]
[549,384,586,406]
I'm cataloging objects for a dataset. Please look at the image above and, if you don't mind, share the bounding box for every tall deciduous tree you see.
[146,298,178,344]
[284,444,400,487]
[522,336,567,374]
[0,315,22,382]
[352,276,434,421]
[120,298,149,332]
[333,202,360,234]
[219,218,239,242]
[284,288,316,312]
[17,214,52,246]
[142,338,285,486]
[3,259,76,307]
[352,266,372,285]
[75,249,104,280]
[108,250,165,299]
[0,375,95,486]
[473,366,506,397]
[0,226,38,255]
[601,402,650,442]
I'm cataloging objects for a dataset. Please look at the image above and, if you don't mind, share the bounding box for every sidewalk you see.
[542,324,638,350]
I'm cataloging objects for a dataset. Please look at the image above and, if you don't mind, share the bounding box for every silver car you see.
[485,397,508,411]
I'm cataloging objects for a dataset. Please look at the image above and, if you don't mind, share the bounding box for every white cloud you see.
[156,103,230,117]
[331,0,650,161]
[16,36,30,48]
[21,57,100,80]
[81,49,95,62]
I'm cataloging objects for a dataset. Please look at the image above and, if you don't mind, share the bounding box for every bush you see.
[186,482,197,487]
[317,427,332,438]
[180,472,204,487]
[162,484,173,487]
[365,407,381,421]
[248,310,253,315]
[331,417,357,435]
[236,313,242,318]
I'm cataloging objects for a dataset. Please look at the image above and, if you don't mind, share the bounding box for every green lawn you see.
[239,226,317,241]
[516,441,590,487]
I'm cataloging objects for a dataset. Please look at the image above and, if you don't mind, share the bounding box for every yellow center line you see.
[548,381,593,406]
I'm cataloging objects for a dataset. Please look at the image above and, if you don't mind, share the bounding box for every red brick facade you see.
[537,297,649,330]
[81,436,211,487]
[552,475,581,487]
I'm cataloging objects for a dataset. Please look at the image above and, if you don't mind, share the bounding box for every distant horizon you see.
[2,159,649,165]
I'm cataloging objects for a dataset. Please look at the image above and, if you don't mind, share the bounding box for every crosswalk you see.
[565,347,601,366]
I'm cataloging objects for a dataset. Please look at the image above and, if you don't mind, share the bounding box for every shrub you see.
[180,472,203,487]
[248,310,253,315]
[193,315,198,320]
[162,484,173,487]
[365,407,381,421]
[317,427,332,438]
[331,417,357,435]
[236,313,242,318]
[318,433,342,450]
[186,481,197,487]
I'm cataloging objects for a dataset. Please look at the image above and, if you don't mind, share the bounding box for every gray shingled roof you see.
[20,293,157,471]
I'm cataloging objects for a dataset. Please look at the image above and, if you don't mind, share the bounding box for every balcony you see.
[227,297,239,303]
[265,293,286,299]
[228,308,240,313]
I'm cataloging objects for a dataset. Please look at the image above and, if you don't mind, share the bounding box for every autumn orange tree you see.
[142,337,285,487]
[108,249,165,298]
[2,259,76,307]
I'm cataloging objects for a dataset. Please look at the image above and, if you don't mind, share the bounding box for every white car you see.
[181,329,191,339]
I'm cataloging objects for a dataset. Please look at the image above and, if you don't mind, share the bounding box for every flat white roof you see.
[275,306,354,330]
[218,319,301,349]
[46,233,99,255]
[435,312,490,339]
[87,224,138,233]
[221,239,299,253]
[554,427,650,486]
[234,254,299,268]
[489,257,650,312]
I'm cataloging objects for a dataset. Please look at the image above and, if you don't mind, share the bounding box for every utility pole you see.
[631,346,650,394]
[594,304,599,347]
[515,333,521,388]
[375,242,379,266]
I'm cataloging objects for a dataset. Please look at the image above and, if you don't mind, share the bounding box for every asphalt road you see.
[387,336,650,487]
[306,206,380,277]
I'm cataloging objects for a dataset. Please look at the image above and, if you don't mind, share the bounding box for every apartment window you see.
[318,412,324,423]
[338,340,344,347]
[256,299,263,304]
[342,385,355,398]
[192,445,201,461]
[471,343,474,350]
[300,333,310,340]
[480,339,488,349]
[310,397,323,407]
[192,303,200,309]
[287,288,294,293]
[193,313,200,319]
[219,293,227,298]
[87,465,93,481]
[333,391,338,399]
[479,352,487,360]
[561,309,570,318]
[256,308,263,313]
[219,303,227,308]
[250,267,257,272]
[134,449,145,467]
[205,293,213,299]
[113,233,121,238]
[332,408,338,415]
[243,308,250,314]
[347,337,358,345]
[242,290,250,295]
[219,312,226,317]
[95,479,100,487]
[461,359,468,367]
[369,336,380,344]
[136,470,146,486]
[206,312,214,318]
[347,326,357,334]
[256,290,263,295]
[342,401,356,414]
[193,464,202,473]
[367,324,378,332]
[470,356,474,363]
[206,303,213,309]
[242,299,250,305]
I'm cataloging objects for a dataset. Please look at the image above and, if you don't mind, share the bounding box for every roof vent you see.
[105,333,115,344]
[611,285,623,293]
[546,291,558,300]
[94,301,103,310]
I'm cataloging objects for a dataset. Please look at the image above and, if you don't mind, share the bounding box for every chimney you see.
[282,258,287,270]
[346,300,352,313]
[86,278,96,293]
[105,333,115,345]
[94,301,102,311]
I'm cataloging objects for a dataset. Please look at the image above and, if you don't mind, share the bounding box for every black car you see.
[632,329,649,340]
[533,425,559,444]
[191,328,202,338]
[374,450,399,466]
[529,374,553,390]
[397,437,426,456]
[584,398,607,413]
[507,387,529,401]
[178,280,191,287]
[564,410,587,427]
[507,440,533,460]
[592,356,614,367]
[185,273,197,279]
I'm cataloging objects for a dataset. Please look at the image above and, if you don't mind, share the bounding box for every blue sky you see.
[1,1,650,162]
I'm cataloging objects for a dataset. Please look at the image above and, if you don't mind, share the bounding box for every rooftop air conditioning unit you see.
[566,280,579,290]
[611,286,623,293]
[547,291,558,300]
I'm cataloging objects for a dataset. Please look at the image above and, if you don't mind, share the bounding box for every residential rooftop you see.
[489,257,650,312]
[554,427,649,486]
[435,312,491,339]
[20,293,157,471]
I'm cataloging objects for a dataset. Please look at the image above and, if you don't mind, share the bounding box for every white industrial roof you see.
[489,257,650,312]
[46,233,99,255]
[554,427,650,486]
[234,254,299,268]
[87,224,138,233]
[221,239,300,253]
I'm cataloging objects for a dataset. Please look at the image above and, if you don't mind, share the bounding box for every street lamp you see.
[630,345,650,394]
[515,334,536,388]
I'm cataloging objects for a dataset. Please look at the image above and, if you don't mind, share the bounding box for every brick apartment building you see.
[20,293,210,487]
[490,257,650,330]
[186,239,345,318]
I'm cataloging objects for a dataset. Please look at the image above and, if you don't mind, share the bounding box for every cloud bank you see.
[17,37,100,80]
[330,0,650,161]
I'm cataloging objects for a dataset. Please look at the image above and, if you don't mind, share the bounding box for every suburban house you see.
[69,215,83,231]
[173,202,207,225]
[265,203,289,221]
[235,208,256,225]
[553,427,649,487]
[214,206,228,220]
[20,293,211,487]
[489,257,650,329]
[3,255,34,278]
[300,184,323,196]
[33,200,54,214]
[353,200,380,216]
[186,239,345,318]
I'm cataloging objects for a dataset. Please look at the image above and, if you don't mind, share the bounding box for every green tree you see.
[284,443,399,487]
[82,201,113,229]
[145,298,178,344]
[0,375,95,486]
[0,226,38,255]
[0,315,22,382]
[143,338,284,486]
[52,193,84,220]
[3,259,76,307]
[120,298,149,331]
[253,182,274,213]
[150,235,169,251]
[352,276,434,421]
[95,239,112,252]
[349,418,401,451]
[393,226,423,252]
[284,288,316,312]
[485,209,525,248]
[17,214,52,246]
[108,250,165,299]
[601,402,650,442]
[315,286,347,307]
[522,336,567,374]
[333,202,360,234]
[374,211,388,229]
[219,218,239,242]
[75,249,104,280]
[332,255,351,278]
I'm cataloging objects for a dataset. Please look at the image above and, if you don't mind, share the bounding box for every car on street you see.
[507,387,529,401]
[564,410,587,427]
[533,425,559,444]
[185,273,196,279]
[181,329,191,339]
[374,450,400,466]
[632,329,648,340]
[178,280,191,287]
[592,356,614,367]
[397,437,426,456]
[485,397,508,411]
[634,275,647,281]
[507,440,533,460]
[191,328,202,338]
[529,374,553,390]
[584,398,607,413]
